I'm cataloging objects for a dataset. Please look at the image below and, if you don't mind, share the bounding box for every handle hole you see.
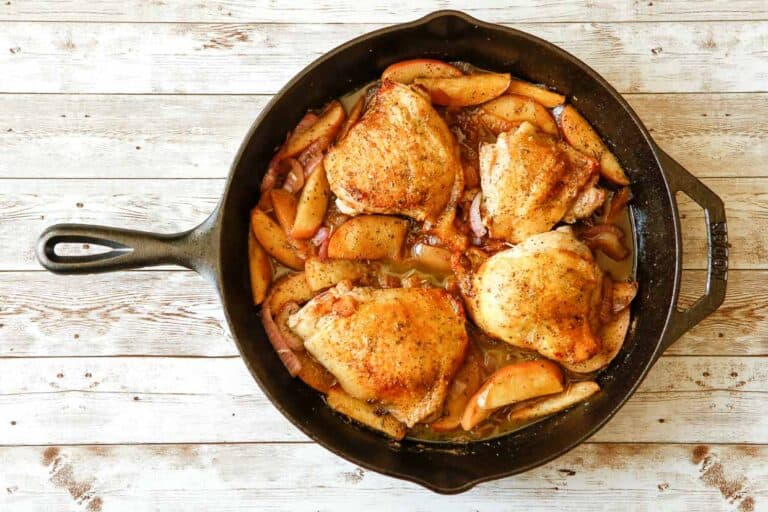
[53,242,114,257]
[676,191,707,311]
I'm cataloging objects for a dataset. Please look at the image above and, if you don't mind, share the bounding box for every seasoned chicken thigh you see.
[287,283,468,426]
[464,228,604,364]
[479,122,601,243]
[324,80,462,222]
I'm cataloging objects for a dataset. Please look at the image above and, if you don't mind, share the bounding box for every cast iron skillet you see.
[36,11,728,493]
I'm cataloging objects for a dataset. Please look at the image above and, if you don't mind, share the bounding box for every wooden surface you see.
[0,2,766,510]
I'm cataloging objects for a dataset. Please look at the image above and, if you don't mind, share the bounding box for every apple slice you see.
[475,360,565,410]
[559,105,629,185]
[507,79,565,108]
[600,150,630,186]
[412,243,453,274]
[508,381,600,422]
[326,386,406,440]
[270,189,297,235]
[251,209,305,270]
[304,257,370,292]
[561,307,632,374]
[336,95,365,142]
[280,100,346,160]
[382,58,463,84]
[291,162,331,240]
[612,281,638,313]
[295,350,336,393]
[327,215,408,260]
[266,272,314,315]
[248,230,272,305]
[461,360,565,430]
[414,73,511,107]
[480,94,558,135]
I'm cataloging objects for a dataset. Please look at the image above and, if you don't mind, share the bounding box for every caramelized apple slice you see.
[382,58,463,84]
[476,360,565,410]
[561,307,632,374]
[508,381,600,421]
[267,272,314,314]
[612,281,638,313]
[336,95,365,142]
[327,215,408,260]
[326,386,406,440]
[280,100,346,160]
[600,150,630,186]
[291,162,331,240]
[480,94,558,135]
[248,230,272,305]
[414,73,511,107]
[412,243,453,274]
[304,257,370,292]
[295,350,336,393]
[270,189,297,235]
[250,208,305,270]
[461,360,565,430]
[506,79,565,108]
[559,105,629,185]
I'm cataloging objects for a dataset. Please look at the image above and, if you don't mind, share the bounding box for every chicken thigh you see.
[479,122,601,243]
[324,80,462,222]
[464,228,604,364]
[287,282,468,426]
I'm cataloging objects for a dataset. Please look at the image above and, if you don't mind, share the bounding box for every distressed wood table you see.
[1,2,766,510]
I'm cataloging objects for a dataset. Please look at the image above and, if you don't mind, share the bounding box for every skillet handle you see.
[656,148,728,350]
[36,208,219,282]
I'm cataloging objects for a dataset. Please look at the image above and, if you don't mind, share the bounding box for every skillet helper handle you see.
[36,213,218,278]
[656,148,728,350]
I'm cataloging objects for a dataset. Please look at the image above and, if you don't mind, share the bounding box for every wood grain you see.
[0,178,762,270]
[0,270,764,357]
[1,22,765,94]
[1,93,764,179]
[0,356,765,445]
[0,443,764,511]
[2,0,766,22]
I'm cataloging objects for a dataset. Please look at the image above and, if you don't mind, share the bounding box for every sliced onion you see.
[303,151,324,177]
[310,226,329,247]
[580,224,629,260]
[318,236,330,261]
[261,301,302,376]
[281,159,305,193]
[275,302,305,351]
[469,192,487,238]
[298,140,323,168]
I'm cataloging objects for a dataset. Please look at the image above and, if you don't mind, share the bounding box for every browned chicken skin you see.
[479,122,601,243]
[287,282,469,426]
[324,80,462,222]
[463,228,604,364]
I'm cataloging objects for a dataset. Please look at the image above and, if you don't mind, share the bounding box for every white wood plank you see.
[1,93,764,179]
[3,0,767,23]
[0,356,765,444]
[0,94,270,179]
[1,21,765,94]
[0,178,762,271]
[1,269,762,357]
[0,443,764,511]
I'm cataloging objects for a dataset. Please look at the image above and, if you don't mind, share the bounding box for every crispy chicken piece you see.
[324,80,462,223]
[464,228,604,364]
[287,282,468,426]
[479,122,600,243]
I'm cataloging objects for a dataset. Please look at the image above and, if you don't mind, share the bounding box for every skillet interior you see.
[216,11,680,492]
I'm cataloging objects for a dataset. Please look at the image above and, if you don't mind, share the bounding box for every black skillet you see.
[36,11,728,493]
